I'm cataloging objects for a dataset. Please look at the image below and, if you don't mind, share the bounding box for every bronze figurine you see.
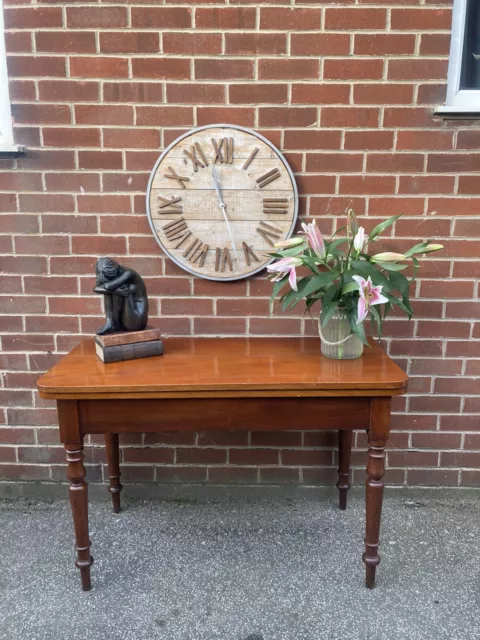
[93,257,148,335]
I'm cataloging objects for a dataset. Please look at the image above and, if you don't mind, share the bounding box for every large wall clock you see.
[146,124,298,281]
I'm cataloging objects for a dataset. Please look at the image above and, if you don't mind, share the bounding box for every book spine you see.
[100,340,164,364]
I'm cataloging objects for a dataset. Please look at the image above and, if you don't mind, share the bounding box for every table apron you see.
[77,397,372,435]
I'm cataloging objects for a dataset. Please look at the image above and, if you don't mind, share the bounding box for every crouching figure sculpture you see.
[93,257,149,335]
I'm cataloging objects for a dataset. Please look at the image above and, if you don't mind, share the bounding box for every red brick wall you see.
[2,0,479,489]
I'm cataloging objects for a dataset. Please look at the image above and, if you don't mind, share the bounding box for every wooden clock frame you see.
[146,124,299,282]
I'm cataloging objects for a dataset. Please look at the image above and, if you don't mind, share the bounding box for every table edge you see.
[38,383,408,401]
[36,337,409,399]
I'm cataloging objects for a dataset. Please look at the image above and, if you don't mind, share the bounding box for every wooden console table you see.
[37,337,407,591]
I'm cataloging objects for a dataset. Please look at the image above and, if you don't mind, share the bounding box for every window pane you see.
[461,0,480,89]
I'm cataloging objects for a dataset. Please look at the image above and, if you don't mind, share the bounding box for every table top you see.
[37,338,408,400]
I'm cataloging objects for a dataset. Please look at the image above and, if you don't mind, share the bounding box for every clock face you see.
[146,124,298,281]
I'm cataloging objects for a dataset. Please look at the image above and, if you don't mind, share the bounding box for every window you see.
[436,0,480,115]
[0,0,23,152]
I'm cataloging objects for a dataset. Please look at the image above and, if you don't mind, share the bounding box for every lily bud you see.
[353,227,366,252]
[347,209,358,236]
[274,237,304,249]
[371,252,406,262]
[423,244,444,253]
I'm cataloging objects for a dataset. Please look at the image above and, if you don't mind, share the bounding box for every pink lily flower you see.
[267,257,303,291]
[352,275,389,324]
[300,220,326,260]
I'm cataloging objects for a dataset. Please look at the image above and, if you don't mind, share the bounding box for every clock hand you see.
[211,166,239,261]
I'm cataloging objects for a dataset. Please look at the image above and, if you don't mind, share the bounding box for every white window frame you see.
[0,0,23,152]
[436,0,480,116]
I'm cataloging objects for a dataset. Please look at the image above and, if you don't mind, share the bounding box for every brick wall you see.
[1,0,479,490]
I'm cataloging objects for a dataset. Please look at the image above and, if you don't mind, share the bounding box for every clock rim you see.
[146,123,299,282]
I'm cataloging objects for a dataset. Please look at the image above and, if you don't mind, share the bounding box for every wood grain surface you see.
[37,338,408,399]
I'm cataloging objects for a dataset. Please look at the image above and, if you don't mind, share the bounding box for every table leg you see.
[363,397,390,589]
[65,441,93,591]
[336,430,352,510]
[105,434,123,513]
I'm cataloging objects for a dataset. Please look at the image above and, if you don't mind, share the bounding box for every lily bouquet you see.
[267,211,443,347]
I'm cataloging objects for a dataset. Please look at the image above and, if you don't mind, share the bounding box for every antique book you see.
[95,339,164,364]
[95,326,162,348]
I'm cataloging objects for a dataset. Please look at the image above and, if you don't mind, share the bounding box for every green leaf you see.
[404,241,431,258]
[402,287,413,317]
[411,256,420,280]
[320,283,340,325]
[323,281,340,305]
[301,255,321,274]
[327,237,349,252]
[368,214,402,242]
[270,275,289,301]
[281,271,339,311]
[350,260,391,289]
[320,300,338,328]
[388,271,409,294]
[299,271,338,298]
[348,314,370,346]
[280,275,319,310]
[370,305,382,338]
[342,280,359,295]
[281,288,301,312]
[382,292,412,318]
[374,261,409,272]
[383,301,392,321]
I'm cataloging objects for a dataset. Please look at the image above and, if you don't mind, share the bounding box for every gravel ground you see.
[0,489,479,640]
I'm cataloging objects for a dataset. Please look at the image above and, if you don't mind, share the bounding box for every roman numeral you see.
[211,138,225,164]
[173,231,191,249]
[183,238,209,266]
[164,166,190,189]
[226,137,234,164]
[215,247,233,272]
[194,141,209,167]
[242,242,260,266]
[256,221,282,247]
[183,146,205,172]
[242,147,258,171]
[211,137,234,164]
[163,218,188,241]
[193,243,209,267]
[257,168,281,188]
[157,195,183,214]
[263,197,288,214]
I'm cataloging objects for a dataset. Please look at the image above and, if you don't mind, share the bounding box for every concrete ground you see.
[0,488,479,640]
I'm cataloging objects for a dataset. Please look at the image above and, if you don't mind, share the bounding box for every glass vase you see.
[319,310,364,360]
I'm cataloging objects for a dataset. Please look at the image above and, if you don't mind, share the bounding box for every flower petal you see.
[371,290,389,306]
[357,296,368,324]
[351,275,366,288]
[288,266,298,291]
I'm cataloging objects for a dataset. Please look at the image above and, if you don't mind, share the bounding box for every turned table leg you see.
[363,397,390,589]
[65,441,93,591]
[105,434,122,513]
[336,429,352,510]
